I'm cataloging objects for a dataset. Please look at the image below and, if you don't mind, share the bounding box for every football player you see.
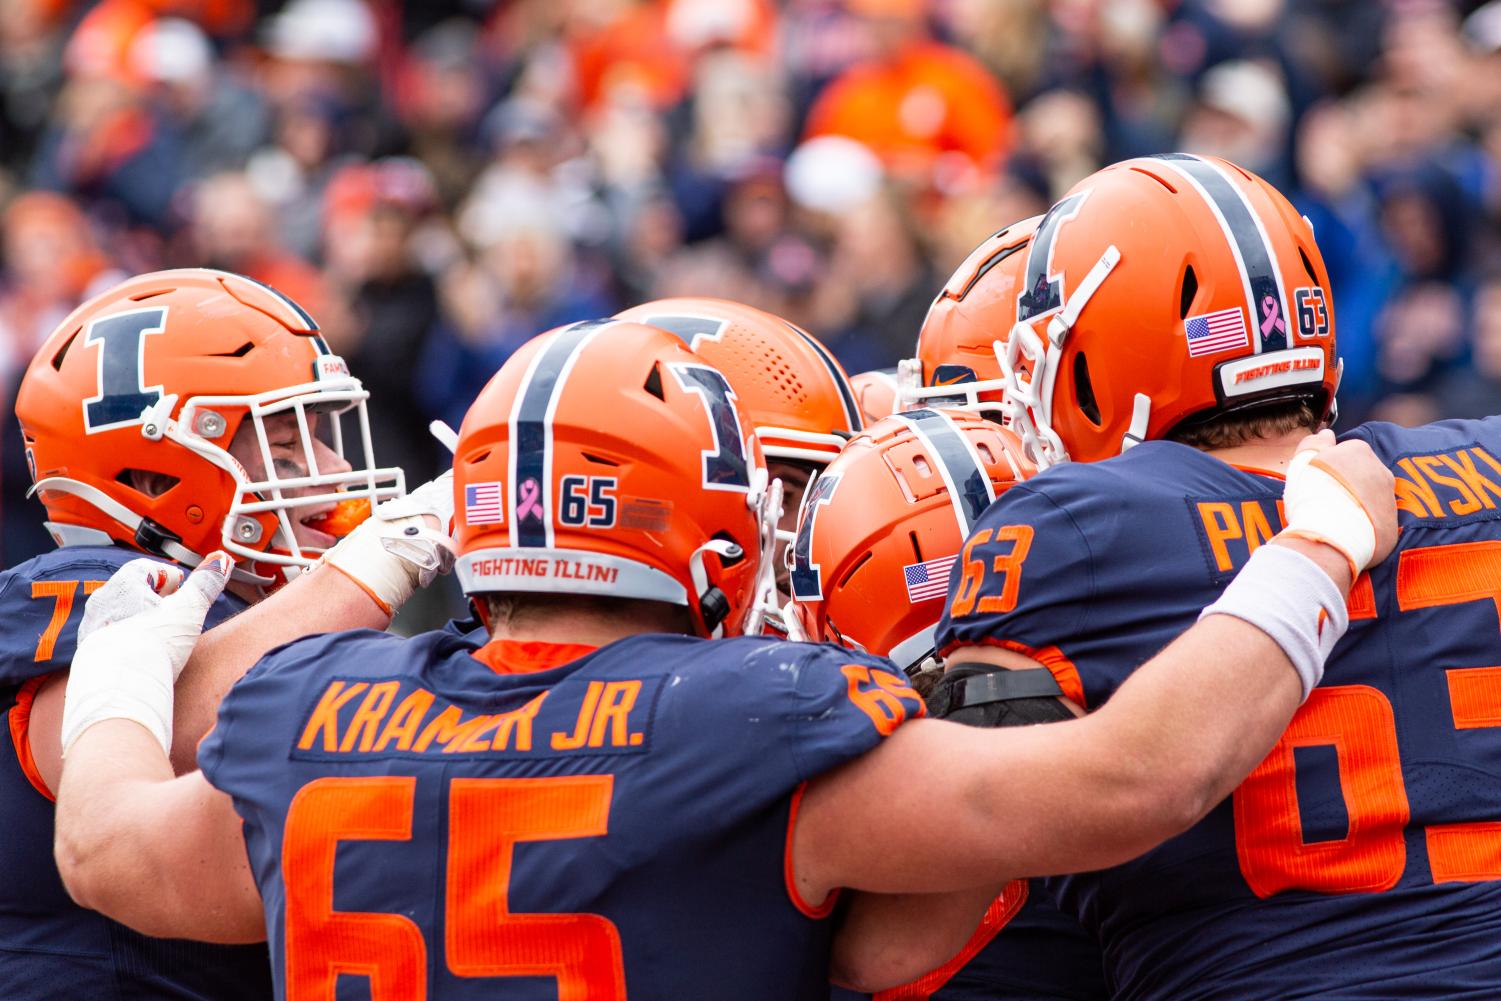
[789,408,1106,1001]
[2,269,450,999]
[53,319,1392,997]
[931,154,1501,998]
[615,297,861,606]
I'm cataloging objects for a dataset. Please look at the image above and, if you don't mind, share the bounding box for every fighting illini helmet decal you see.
[789,408,1034,671]
[991,154,1338,469]
[616,297,862,466]
[16,268,403,588]
[453,320,780,638]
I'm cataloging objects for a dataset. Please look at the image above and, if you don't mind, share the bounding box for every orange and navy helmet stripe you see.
[1150,153,1291,353]
[507,319,618,548]
[890,408,996,536]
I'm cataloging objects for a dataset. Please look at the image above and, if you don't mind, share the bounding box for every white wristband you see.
[1198,543,1348,701]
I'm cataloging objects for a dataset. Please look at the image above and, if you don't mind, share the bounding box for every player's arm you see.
[814,432,1396,988]
[52,554,264,939]
[831,885,1002,992]
[54,719,262,943]
[166,562,391,772]
[31,473,454,786]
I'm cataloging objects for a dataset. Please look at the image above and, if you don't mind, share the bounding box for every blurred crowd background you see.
[2,0,1500,570]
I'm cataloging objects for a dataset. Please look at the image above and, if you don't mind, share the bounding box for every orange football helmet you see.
[16,269,403,589]
[986,154,1337,468]
[614,297,862,466]
[849,368,902,423]
[452,319,780,638]
[788,408,1034,671]
[899,214,1042,418]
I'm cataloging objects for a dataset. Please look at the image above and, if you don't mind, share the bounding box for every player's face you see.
[770,459,813,596]
[228,411,352,551]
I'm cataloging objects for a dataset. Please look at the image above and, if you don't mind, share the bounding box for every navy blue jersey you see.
[199,628,924,999]
[875,880,1106,1001]
[0,545,269,1000]
[936,421,1501,1000]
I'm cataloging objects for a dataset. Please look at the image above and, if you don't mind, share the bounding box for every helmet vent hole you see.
[1130,167,1177,193]
[51,329,79,371]
[643,363,665,400]
[468,449,492,464]
[209,342,255,358]
[913,455,932,477]
[1179,266,1198,319]
[1074,353,1102,427]
[908,530,923,562]
[128,287,173,301]
[582,452,619,466]
[1298,246,1318,283]
[839,550,873,588]
[976,442,995,464]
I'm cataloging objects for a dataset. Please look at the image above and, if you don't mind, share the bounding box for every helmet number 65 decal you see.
[559,475,618,528]
[669,363,751,491]
[82,307,168,433]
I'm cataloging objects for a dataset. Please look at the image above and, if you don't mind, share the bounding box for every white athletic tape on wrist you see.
[1198,543,1348,701]
[1283,448,1376,574]
[60,636,176,756]
[60,557,230,758]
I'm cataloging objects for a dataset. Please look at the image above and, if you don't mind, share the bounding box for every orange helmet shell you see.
[849,368,901,423]
[905,214,1042,416]
[16,268,400,581]
[789,408,1034,670]
[615,298,862,465]
[995,154,1338,467]
[453,320,776,638]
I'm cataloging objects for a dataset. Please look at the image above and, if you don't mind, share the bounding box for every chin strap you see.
[689,538,745,639]
[28,475,271,586]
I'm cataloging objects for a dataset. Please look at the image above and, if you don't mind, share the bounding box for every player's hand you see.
[77,558,180,646]
[318,470,456,615]
[1280,430,1398,575]
[61,552,234,757]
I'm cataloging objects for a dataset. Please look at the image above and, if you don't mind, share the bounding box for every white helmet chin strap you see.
[997,245,1121,470]
[686,463,783,639]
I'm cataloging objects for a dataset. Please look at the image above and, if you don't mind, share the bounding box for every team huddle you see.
[5,152,1499,1000]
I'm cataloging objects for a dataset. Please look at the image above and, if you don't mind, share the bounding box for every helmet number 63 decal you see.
[82,307,168,433]
[1294,287,1330,339]
[669,363,751,492]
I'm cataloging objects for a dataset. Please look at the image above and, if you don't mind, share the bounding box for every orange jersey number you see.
[283,774,625,999]
[1235,541,1501,894]
[29,580,105,661]
[950,525,1034,618]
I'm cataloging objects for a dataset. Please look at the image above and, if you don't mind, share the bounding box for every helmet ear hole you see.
[1179,266,1198,319]
[1073,352,1102,427]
